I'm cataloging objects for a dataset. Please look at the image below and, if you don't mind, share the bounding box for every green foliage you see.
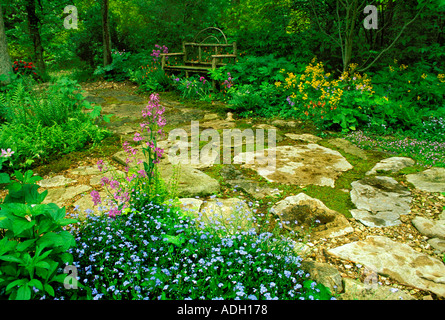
[0,117,109,171]
[0,167,78,300]
[172,75,212,101]
[94,50,133,82]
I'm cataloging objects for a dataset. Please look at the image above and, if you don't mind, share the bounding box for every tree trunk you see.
[25,0,45,73]
[0,4,12,84]
[102,0,112,67]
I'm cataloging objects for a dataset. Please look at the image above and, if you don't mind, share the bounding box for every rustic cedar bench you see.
[160,28,237,88]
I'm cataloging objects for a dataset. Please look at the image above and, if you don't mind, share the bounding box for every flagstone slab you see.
[233,144,353,188]
[412,216,445,240]
[42,185,92,207]
[271,193,354,239]
[37,175,76,188]
[406,167,445,193]
[327,236,445,298]
[350,176,412,227]
[366,157,415,175]
[327,138,369,160]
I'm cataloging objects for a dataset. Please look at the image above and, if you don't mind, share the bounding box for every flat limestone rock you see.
[412,216,445,240]
[285,133,322,144]
[71,191,109,220]
[327,138,369,160]
[233,144,353,188]
[158,162,220,198]
[37,175,76,188]
[339,278,415,300]
[406,167,445,193]
[350,176,412,227]
[428,238,445,252]
[177,198,203,215]
[366,157,415,175]
[350,209,402,227]
[42,185,92,207]
[271,193,353,239]
[328,236,445,298]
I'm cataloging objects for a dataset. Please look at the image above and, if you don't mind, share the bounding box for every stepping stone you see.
[340,278,415,300]
[102,103,145,119]
[411,216,445,240]
[177,198,203,215]
[271,119,301,128]
[253,124,279,131]
[226,179,282,199]
[37,175,76,188]
[115,95,145,103]
[234,144,353,188]
[406,167,445,193]
[200,119,236,130]
[271,193,354,239]
[203,113,219,121]
[42,185,92,207]
[366,157,415,175]
[84,96,106,104]
[89,170,126,187]
[71,191,109,220]
[71,165,107,176]
[158,162,220,198]
[327,138,369,160]
[350,176,412,227]
[428,238,445,253]
[285,133,322,144]
[327,236,445,298]
[301,261,343,295]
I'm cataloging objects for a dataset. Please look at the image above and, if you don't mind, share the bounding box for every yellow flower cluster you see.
[438,74,445,83]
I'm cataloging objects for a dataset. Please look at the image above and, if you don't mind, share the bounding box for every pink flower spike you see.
[90,190,101,206]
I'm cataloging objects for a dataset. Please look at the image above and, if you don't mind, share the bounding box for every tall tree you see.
[0,3,12,84]
[25,0,45,73]
[102,0,112,67]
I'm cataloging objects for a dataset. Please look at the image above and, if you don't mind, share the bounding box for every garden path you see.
[35,81,445,300]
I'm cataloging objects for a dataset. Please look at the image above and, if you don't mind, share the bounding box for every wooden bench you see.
[160,28,237,88]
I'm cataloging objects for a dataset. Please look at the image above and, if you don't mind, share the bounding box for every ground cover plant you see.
[55,199,331,300]
[0,75,111,171]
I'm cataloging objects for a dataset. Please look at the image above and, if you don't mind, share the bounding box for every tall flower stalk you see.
[91,93,167,217]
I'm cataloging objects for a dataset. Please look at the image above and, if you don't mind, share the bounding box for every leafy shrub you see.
[225,54,300,88]
[0,155,78,300]
[227,84,265,117]
[0,118,109,171]
[94,50,133,82]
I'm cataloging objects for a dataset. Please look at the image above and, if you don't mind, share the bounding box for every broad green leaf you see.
[16,239,36,252]
[0,255,23,264]
[12,218,36,236]
[28,279,43,291]
[35,261,51,270]
[0,172,10,184]
[44,283,55,297]
[6,279,27,292]
[16,284,32,300]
